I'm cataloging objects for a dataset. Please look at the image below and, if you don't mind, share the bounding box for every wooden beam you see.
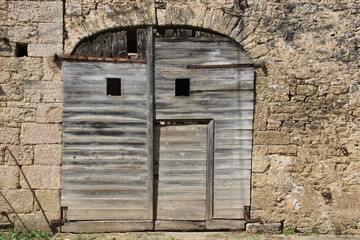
[61,220,153,233]
[206,120,215,221]
[187,64,254,69]
[54,54,146,63]
[146,26,155,221]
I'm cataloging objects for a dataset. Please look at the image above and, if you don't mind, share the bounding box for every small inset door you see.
[154,122,210,220]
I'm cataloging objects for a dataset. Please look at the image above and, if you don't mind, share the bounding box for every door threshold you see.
[61,220,245,233]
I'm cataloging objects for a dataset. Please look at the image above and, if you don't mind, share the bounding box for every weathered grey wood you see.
[61,220,153,233]
[206,120,214,221]
[137,28,147,60]
[155,221,206,231]
[206,220,245,230]
[154,38,254,219]
[146,26,154,221]
[177,29,192,37]
[62,61,149,221]
[154,124,207,221]
[112,31,127,58]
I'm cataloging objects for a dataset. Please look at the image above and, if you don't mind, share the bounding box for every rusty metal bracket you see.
[50,207,68,228]
[186,62,268,75]
[244,205,263,224]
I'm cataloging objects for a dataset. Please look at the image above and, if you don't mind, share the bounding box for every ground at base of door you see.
[52,232,360,240]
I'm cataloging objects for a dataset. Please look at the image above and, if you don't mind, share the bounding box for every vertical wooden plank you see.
[101,32,113,57]
[138,29,147,60]
[146,26,154,221]
[165,29,176,37]
[177,29,193,38]
[112,31,128,58]
[206,120,215,221]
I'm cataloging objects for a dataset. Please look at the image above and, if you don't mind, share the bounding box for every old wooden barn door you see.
[61,61,150,226]
[61,27,254,232]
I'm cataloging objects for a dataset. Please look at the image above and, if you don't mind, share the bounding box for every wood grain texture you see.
[154,124,207,221]
[154,38,254,219]
[62,61,148,221]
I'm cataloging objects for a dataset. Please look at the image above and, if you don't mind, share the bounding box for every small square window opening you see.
[175,78,190,96]
[15,43,28,57]
[107,78,121,96]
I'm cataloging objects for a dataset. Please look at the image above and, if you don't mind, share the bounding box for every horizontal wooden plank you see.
[66,209,148,220]
[61,220,153,233]
[155,220,205,231]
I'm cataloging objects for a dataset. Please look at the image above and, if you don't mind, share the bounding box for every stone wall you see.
[0,0,359,234]
[0,0,63,231]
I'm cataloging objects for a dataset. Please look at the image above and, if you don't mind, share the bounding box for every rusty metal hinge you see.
[244,205,263,224]
[50,207,68,228]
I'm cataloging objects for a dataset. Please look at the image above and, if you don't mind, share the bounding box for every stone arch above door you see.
[64,0,250,55]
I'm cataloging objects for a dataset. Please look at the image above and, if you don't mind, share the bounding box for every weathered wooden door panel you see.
[62,62,148,221]
[154,124,207,220]
[155,37,254,219]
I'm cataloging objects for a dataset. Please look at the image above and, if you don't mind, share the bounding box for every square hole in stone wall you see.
[107,78,121,96]
[15,43,28,57]
[175,78,190,96]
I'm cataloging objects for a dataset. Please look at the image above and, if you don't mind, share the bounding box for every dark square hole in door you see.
[175,78,190,96]
[107,78,121,96]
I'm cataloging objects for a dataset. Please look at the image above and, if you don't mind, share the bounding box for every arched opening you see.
[61,26,255,232]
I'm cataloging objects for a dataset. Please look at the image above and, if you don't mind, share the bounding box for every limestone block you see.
[21,165,60,189]
[34,144,61,166]
[0,166,19,189]
[37,103,62,123]
[6,23,38,43]
[8,1,63,23]
[331,85,349,95]
[5,145,33,165]
[0,72,11,84]
[66,2,82,16]
[0,57,19,71]
[246,44,270,59]
[24,81,61,103]
[34,190,60,213]
[246,223,282,234]
[28,44,63,57]
[0,189,33,213]
[0,103,37,123]
[296,85,317,96]
[18,212,59,232]
[268,145,297,155]
[254,102,268,131]
[254,131,290,145]
[0,127,20,144]
[0,83,24,101]
[21,123,61,144]
[38,23,63,44]
[269,155,295,173]
[252,145,270,173]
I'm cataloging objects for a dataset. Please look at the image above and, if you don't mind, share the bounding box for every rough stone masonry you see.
[0,0,359,234]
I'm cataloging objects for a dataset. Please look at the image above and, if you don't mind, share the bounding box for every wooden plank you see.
[206,120,214,221]
[137,28,147,60]
[61,220,153,233]
[206,220,245,230]
[66,209,148,220]
[112,31,127,58]
[177,29,192,37]
[154,124,207,221]
[101,32,113,57]
[155,221,205,231]
[146,26,155,221]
